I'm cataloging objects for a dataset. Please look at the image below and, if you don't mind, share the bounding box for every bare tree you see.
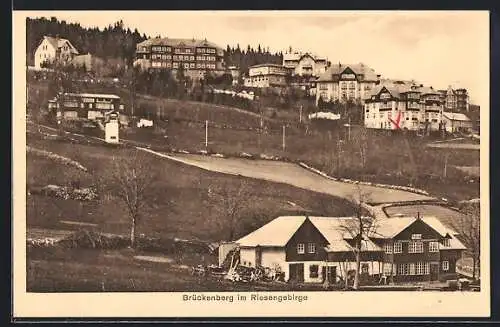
[107,151,157,248]
[338,185,377,290]
[206,178,252,241]
[451,202,480,280]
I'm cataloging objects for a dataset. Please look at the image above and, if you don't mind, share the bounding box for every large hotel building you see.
[133,37,226,80]
[364,81,444,132]
[315,63,381,104]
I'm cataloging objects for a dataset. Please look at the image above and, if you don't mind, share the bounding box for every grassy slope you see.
[28,80,479,202]
[26,132,356,292]
[26,134,355,242]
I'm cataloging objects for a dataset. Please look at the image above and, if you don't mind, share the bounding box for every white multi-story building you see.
[315,63,381,104]
[244,64,288,88]
[34,36,79,69]
[364,81,444,132]
[283,51,328,77]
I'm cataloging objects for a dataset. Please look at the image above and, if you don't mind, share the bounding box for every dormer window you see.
[443,238,451,247]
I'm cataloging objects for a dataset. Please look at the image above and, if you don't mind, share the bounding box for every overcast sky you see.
[23,11,489,108]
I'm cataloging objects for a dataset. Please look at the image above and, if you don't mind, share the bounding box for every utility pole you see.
[299,105,303,124]
[282,125,286,152]
[205,120,208,148]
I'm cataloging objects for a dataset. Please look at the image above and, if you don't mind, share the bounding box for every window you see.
[96,103,113,110]
[443,238,451,247]
[442,260,449,271]
[307,243,316,254]
[393,241,402,253]
[411,234,422,240]
[63,101,78,108]
[398,263,409,275]
[297,243,305,254]
[416,262,429,275]
[408,241,424,253]
[429,241,439,252]
[409,263,416,275]
[361,263,369,274]
[184,63,189,69]
[309,265,319,278]
[384,242,393,254]
[383,263,394,275]
[190,56,195,61]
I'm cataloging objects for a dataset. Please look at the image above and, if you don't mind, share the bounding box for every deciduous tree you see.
[107,151,157,248]
[452,201,481,280]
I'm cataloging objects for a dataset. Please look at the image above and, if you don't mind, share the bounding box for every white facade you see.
[34,36,79,69]
[364,84,444,132]
[442,112,473,133]
[283,52,328,77]
[105,120,119,144]
[244,64,287,88]
[316,64,380,105]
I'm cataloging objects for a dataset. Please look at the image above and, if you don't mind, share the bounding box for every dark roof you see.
[137,37,224,51]
[317,63,379,82]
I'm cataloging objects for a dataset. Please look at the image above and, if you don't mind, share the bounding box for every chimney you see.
[416,211,421,219]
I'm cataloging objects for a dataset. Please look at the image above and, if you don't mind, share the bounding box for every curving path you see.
[137,149,434,205]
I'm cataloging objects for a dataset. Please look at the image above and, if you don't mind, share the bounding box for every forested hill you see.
[27,17,283,73]
[26,17,148,66]
[224,45,283,74]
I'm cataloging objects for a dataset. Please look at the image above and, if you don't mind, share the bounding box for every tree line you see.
[26,17,147,66]
[223,44,283,74]
[27,17,283,75]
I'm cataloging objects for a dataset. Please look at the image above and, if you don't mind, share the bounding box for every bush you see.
[58,230,129,249]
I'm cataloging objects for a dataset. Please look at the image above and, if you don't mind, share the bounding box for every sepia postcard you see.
[12,10,490,318]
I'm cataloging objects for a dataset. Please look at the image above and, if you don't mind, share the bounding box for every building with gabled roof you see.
[315,62,381,105]
[230,214,466,285]
[133,36,226,81]
[442,111,473,133]
[283,50,329,77]
[364,80,444,132]
[34,35,79,69]
[438,85,470,113]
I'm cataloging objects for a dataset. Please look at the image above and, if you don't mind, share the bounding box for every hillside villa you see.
[34,35,79,69]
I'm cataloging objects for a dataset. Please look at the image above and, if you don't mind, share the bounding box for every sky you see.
[22,11,489,108]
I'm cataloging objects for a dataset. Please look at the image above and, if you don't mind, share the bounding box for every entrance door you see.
[289,263,304,283]
[430,262,439,281]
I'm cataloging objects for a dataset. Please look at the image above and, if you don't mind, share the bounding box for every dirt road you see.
[146,151,433,205]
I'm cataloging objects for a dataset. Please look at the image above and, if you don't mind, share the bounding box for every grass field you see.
[26,132,355,242]
[28,247,327,292]
[28,79,480,203]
